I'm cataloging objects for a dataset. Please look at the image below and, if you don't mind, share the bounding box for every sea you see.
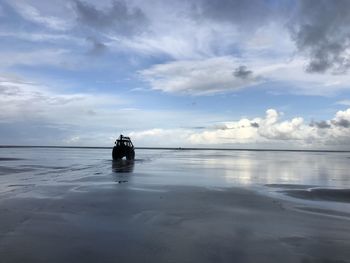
[1,147,350,262]
[1,147,350,202]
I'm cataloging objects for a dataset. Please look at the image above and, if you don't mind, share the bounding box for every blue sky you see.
[1,0,350,149]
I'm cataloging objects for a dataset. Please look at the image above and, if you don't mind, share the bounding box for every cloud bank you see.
[131,108,350,149]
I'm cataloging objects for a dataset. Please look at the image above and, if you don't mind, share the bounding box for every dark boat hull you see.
[112,146,135,160]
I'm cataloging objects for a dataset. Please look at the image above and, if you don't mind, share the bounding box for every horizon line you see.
[0,145,350,153]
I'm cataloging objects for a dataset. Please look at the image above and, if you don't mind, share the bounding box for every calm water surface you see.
[1,148,349,192]
[1,148,350,263]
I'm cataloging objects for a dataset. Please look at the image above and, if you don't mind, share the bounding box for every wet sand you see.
[1,184,350,263]
[1,148,350,262]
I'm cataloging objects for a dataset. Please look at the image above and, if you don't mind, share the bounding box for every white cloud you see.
[0,31,83,44]
[130,108,350,149]
[0,49,70,69]
[257,57,350,96]
[0,74,229,146]
[332,108,350,128]
[337,100,350,106]
[139,54,350,96]
[110,19,240,60]
[3,0,350,98]
[105,1,290,61]
[10,2,71,31]
[187,109,317,145]
[140,57,262,95]
[257,109,312,141]
[0,73,134,145]
[3,1,350,149]
[2,73,350,148]
[0,74,125,124]
[4,0,350,97]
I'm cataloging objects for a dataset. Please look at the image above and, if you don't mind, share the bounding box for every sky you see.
[1,0,350,149]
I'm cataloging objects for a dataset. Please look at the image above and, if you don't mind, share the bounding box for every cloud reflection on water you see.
[143,150,350,188]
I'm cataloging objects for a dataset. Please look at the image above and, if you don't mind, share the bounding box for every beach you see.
[0,148,350,262]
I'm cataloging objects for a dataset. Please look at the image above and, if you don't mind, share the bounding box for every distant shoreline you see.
[0,145,349,153]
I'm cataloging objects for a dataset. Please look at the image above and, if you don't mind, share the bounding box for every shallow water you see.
[0,148,349,205]
[1,148,350,190]
[1,148,350,262]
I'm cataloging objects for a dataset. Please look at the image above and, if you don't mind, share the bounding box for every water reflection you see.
[147,150,350,188]
[112,160,135,173]
[1,148,349,191]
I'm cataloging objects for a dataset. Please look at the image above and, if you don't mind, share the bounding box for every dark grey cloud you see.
[309,120,331,129]
[290,0,350,73]
[250,122,259,128]
[73,0,148,36]
[193,0,274,30]
[233,66,253,79]
[331,119,350,128]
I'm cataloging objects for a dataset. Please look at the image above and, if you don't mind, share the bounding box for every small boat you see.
[112,135,135,160]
